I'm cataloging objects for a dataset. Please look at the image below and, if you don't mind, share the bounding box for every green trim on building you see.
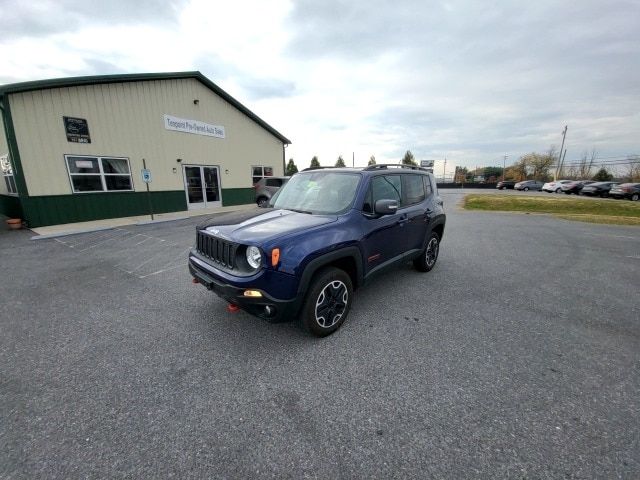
[0,96,29,196]
[221,188,255,206]
[21,190,187,227]
[0,194,22,219]
[0,71,291,145]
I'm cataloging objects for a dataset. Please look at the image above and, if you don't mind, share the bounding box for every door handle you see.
[397,214,408,225]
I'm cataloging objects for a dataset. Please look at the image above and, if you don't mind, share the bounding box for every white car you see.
[542,180,572,193]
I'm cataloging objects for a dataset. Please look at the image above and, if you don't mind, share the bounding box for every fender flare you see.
[297,246,363,295]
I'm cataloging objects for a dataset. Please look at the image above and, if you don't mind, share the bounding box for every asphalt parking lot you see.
[1,191,639,479]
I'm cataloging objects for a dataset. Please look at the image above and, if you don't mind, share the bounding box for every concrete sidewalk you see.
[29,204,257,239]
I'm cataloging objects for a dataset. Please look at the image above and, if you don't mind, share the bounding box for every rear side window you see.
[402,174,425,205]
[423,175,433,196]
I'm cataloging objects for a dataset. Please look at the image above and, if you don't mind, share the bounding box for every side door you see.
[359,174,408,276]
[401,173,431,254]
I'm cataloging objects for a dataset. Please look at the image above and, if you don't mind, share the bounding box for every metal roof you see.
[0,71,291,144]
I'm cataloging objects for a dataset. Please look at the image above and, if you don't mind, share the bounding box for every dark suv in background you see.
[189,165,446,336]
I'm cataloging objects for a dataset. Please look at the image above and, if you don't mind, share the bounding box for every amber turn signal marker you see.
[271,248,280,267]
[243,290,263,297]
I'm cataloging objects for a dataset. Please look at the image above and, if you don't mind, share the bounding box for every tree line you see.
[285,150,639,182]
[285,150,419,175]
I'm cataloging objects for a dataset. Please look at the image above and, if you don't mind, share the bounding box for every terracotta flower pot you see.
[6,218,22,230]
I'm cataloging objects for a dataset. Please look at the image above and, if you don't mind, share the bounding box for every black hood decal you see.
[196,207,271,230]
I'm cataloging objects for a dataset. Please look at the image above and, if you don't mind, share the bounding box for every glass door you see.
[183,165,222,209]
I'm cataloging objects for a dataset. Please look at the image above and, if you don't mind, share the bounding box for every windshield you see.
[272,171,361,215]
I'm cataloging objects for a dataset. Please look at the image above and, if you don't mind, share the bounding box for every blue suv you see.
[188,164,446,336]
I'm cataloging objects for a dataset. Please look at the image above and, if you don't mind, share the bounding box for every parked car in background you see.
[514,180,544,191]
[496,181,515,190]
[254,176,289,207]
[609,183,640,201]
[542,180,572,193]
[561,180,595,195]
[580,181,619,197]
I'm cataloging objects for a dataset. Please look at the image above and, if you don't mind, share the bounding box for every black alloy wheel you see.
[300,267,353,337]
[414,231,440,272]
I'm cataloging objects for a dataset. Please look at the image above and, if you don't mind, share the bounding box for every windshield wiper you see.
[287,208,313,214]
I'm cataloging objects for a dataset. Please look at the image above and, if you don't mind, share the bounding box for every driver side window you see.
[362,175,402,213]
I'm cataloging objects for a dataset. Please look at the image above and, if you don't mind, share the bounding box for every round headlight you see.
[246,246,262,269]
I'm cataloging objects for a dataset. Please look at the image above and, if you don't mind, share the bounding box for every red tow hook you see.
[227,304,240,313]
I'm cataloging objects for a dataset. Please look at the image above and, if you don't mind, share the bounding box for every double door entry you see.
[183,165,221,209]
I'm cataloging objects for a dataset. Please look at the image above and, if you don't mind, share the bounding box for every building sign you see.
[163,114,225,139]
[420,160,434,168]
[63,116,91,144]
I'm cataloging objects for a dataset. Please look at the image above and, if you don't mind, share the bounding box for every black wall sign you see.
[63,116,91,144]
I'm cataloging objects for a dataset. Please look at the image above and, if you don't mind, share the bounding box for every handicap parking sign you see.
[141,169,152,183]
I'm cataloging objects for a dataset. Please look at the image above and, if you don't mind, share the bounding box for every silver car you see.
[514,180,544,191]
[254,176,289,207]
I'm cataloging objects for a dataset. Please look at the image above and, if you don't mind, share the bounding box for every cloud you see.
[3,0,188,37]
[1,0,638,170]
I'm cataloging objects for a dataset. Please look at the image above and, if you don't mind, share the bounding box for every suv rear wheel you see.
[256,196,268,207]
[300,267,353,337]
[413,231,440,272]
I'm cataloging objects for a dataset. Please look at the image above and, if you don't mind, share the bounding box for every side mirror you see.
[374,199,399,215]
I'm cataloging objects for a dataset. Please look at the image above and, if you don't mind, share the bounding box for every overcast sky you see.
[1,0,638,173]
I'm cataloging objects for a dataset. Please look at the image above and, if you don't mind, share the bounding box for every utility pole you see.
[503,154,508,181]
[559,149,567,178]
[352,152,355,167]
[555,125,568,180]
[443,157,447,183]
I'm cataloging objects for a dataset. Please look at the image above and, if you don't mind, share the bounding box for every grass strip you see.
[463,194,640,226]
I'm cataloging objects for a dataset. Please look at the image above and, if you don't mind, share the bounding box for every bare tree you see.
[368,155,376,166]
[623,155,640,182]
[521,151,554,180]
[577,148,597,180]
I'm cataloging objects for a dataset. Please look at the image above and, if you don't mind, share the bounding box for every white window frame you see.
[65,155,134,193]
[251,165,274,185]
[1,154,17,195]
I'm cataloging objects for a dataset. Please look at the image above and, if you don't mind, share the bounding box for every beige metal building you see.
[0,72,290,227]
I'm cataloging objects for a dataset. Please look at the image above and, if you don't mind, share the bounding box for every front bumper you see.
[188,255,301,322]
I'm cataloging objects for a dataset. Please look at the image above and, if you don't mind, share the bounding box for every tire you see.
[413,231,440,272]
[524,187,529,191]
[600,192,608,198]
[555,188,562,193]
[300,267,353,337]
[631,193,639,202]
[257,196,268,207]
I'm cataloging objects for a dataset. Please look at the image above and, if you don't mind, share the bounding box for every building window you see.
[65,155,133,193]
[1,154,17,195]
[252,165,273,185]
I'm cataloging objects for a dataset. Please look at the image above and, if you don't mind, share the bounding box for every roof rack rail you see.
[363,163,427,171]
[301,166,335,171]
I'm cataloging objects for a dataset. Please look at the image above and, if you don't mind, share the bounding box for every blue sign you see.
[141,169,152,183]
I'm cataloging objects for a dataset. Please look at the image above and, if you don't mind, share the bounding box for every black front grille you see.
[196,231,238,270]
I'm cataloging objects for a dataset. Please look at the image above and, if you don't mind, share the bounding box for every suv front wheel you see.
[413,231,440,272]
[300,267,353,337]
